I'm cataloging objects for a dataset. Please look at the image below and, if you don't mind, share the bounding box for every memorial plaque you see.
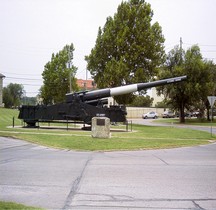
[97,119,105,126]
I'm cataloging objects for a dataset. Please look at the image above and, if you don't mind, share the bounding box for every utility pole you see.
[67,62,72,93]
[180,37,183,63]
[180,37,183,51]
[85,69,88,91]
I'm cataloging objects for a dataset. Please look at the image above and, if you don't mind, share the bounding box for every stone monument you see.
[91,117,111,138]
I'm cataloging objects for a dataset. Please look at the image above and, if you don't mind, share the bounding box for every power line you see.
[204,57,216,59]
[23,91,39,93]
[183,42,216,47]
[24,91,40,94]
[6,76,42,81]
[21,83,42,86]
[201,50,216,53]
[164,41,216,49]
[1,71,42,77]
[3,80,42,86]
[0,43,60,53]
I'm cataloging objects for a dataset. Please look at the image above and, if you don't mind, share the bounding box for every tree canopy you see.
[3,83,24,108]
[85,0,165,104]
[128,95,153,107]
[157,45,216,122]
[41,44,78,104]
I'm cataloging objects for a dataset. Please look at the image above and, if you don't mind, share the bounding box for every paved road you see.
[1,137,216,210]
[131,118,216,135]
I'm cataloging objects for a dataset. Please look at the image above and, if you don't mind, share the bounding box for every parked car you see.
[162,110,175,118]
[191,111,200,117]
[142,111,158,119]
[175,112,192,118]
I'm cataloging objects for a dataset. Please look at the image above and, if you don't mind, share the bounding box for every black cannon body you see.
[19,101,126,126]
[18,76,187,127]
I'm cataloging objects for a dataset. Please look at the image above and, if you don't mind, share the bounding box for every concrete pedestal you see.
[91,117,111,138]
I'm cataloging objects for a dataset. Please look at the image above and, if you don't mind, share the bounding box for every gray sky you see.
[0,0,216,97]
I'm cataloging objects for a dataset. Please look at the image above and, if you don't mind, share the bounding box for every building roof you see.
[77,79,96,90]
[0,73,5,78]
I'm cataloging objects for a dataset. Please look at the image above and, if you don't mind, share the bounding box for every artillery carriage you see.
[18,76,187,127]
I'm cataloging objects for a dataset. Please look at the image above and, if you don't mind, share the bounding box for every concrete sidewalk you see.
[1,137,216,209]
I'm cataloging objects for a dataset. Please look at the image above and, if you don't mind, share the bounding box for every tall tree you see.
[157,46,187,123]
[41,44,78,104]
[85,0,165,104]
[202,61,216,120]
[157,45,212,123]
[3,83,24,108]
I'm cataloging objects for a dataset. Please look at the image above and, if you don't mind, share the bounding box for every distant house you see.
[0,73,5,107]
[76,79,96,91]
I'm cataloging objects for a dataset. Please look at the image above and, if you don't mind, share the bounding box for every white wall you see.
[126,107,166,118]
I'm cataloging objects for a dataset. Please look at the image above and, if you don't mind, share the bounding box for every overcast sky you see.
[0,0,216,97]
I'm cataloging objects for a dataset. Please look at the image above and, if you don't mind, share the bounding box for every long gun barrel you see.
[20,75,187,127]
[74,75,187,102]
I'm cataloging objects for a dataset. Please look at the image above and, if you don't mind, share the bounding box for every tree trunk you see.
[205,100,210,121]
[179,102,185,123]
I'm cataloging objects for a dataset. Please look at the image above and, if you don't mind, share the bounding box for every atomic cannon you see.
[18,76,187,127]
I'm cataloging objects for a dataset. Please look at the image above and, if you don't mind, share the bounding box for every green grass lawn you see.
[0,108,215,151]
[156,117,216,126]
[0,201,43,210]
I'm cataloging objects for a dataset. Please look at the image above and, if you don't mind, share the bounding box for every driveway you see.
[0,137,216,210]
[131,118,216,135]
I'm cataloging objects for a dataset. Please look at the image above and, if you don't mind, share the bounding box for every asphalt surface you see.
[131,118,216,135]
[1,135,216,210]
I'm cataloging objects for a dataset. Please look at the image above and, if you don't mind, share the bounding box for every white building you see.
[151,87,164,107]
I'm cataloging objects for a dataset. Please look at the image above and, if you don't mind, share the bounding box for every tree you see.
[128,95,153,107]
[201,61,216,121]
[157,45,213,123]
[85,0,165,104]
[21,96,37,105]
[183,46,215,120]
[157,45,186,122]
[41,44,78,104]
[155,99,171,108]
[3,83,24,108]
